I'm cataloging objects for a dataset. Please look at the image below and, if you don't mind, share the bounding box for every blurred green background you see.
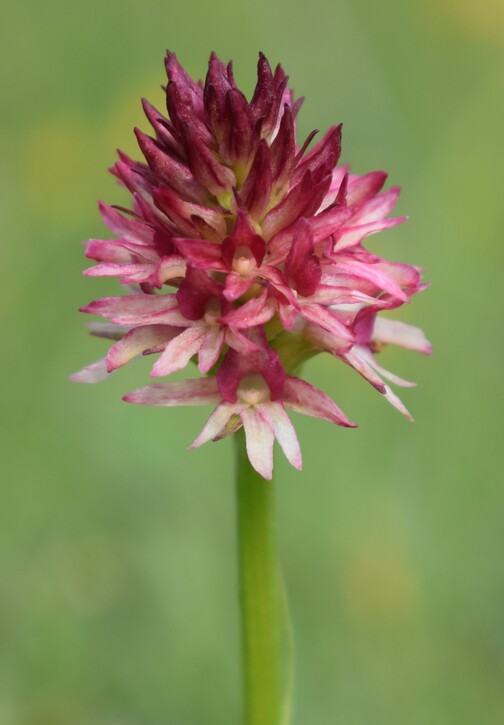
[1,0,503,723]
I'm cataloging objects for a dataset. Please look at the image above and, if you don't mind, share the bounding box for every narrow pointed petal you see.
[332,259,409,301]
[106,325,178,372]
[86,322,130,340]
[311,205,355,243]
[300,303,355,341]
[262,170,332,240]
[84,263,154,283]
[154,186,227,239]
[153,255,187,285]
[239,140,273,219]
[223,273,257,302]
[346,171,388,205]
[284,219,321,297]
[342,349,413,420]
[351,187,401,224]
[225,328,261,354]
[221,291,275,328]
[334,217,407,251]
[241,407,275,480]
[99,202,154,244]
[198,327,225,373]
[70,358,109,384]
[80,294,178,325]
[307,285,377,306]
[190,402,246,448]
[174,238,226,270]
[257,401,302,470]
[151,326,207,377]
[343,349,386,392]
[124,377,220,406]
[135,128,206,202]
[283,377,356,427]
[355,345,416,388]
[372,318,432,354]
[269,105,295,188]
[293,124,342,185]
[260,265,299,307]
[250,52,274,124]
[85,239,160,264]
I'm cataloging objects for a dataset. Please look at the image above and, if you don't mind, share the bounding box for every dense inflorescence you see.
[73,52,430,478]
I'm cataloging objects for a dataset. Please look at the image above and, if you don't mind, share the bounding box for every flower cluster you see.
[73,52,430,479]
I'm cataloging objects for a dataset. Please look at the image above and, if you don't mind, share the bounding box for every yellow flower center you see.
[237,374,270,405]
[232,246,257,277]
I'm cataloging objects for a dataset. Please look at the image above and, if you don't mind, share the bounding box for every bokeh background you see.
[1,1,503,723]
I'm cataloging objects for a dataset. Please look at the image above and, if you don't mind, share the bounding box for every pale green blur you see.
[1,1,503,723]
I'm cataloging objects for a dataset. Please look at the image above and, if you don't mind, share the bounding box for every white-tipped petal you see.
[151,326,206,377]
[257,401,302,471]
[70,358,109,383]
[372,318,432,355]
[283,377,356,427]
[241,407,275,480]
[344,349,413,420]
[106,325,178,372]
[190,402,246,448]
[356,345,416,388]
[198,327,225,373]
[124,377,220,406]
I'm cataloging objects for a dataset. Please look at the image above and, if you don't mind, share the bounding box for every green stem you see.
[235,428,282,725]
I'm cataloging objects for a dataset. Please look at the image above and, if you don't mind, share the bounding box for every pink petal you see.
[70,358,109,384]
[223,273,257,302]
[151,326,207,377]
[283,377,356,427]
[260,265,299,307]
[307,285,377,306]
[284,219,321,297]
[318,165,349,211]
[375,261,421,290]
[343,350,413,420]
[85,239,160,264]
[302,322,353,356]
[240,140,273,219]
[257,401,302,470]
[343,349,386,392]
[84,262,154,283]
[346,171,388,206]
[174,238,226,271]
[190,402,246,448]
[222,290,275,329]
[106,325,178,372]
[355,345,416,388]
[135,128,209,203]
[224,328,261,355]
[334,217,407,252]
[241,407,275,480]
[198,327,225,373]
[86,322,130,340]
[153,255,187,285]
[278,303,298,331]
[351,186,401,224]
[372,318,432,355]
[311,206,355,243]
[332,259,408,301]
[262,171,331,241]
[80,294,178,325]
[123,377,220,406]
[99,202,154,244]
[300,303,355,342]
[153,185,227,239]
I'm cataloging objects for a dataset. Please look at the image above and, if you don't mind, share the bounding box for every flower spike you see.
[73,52,430,478]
